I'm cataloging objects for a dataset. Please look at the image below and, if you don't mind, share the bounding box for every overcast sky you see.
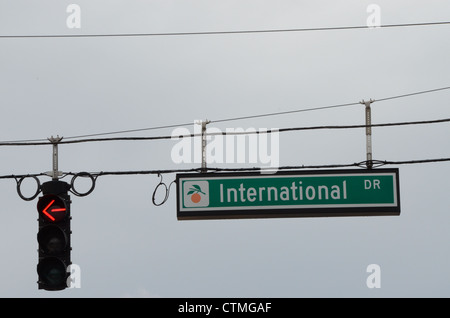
[0,0,449,297]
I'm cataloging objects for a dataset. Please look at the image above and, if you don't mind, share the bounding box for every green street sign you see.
[176,169,400,220]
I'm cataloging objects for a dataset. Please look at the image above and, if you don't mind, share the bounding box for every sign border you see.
[176,168,400,220]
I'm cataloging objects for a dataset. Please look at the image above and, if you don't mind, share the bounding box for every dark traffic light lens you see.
[37,225,68,254]
[37,257,67,289]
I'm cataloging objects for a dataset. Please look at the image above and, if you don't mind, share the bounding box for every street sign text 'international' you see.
[176,169,400,220]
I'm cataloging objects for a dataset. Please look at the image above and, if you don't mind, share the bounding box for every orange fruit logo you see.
[187,184,206,204]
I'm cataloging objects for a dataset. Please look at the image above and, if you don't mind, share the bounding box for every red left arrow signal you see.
[42,199,66,222]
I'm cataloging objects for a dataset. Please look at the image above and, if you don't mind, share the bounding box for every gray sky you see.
[0,0,449,297]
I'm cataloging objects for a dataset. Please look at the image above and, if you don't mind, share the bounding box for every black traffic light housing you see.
[37,180,72,291]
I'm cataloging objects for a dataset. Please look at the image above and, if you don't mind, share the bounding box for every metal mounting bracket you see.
[360,100,375,169]
[46,136,64,180]
[195,119,210,173]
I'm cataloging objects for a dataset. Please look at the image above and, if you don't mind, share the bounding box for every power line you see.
[218,85,450,125]
[56,85,450,140]
[1,21,450,39]
[211,102,360,124]
[5,156,450,202]
[204,158,450,172]
[60,101,361,142]
[63,122,194,140]
[374,86,450,103]
[59,117,450,144]
[62,101,361,141]
[77,157,450,175]
[0,117,448,146]
[1,157,449,181]
[2,85,450,144]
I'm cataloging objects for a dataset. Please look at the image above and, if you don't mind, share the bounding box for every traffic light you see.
[37,180,71,291]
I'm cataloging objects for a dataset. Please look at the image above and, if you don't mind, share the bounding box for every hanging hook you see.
[15,175,41,201]
[152,173,176,206]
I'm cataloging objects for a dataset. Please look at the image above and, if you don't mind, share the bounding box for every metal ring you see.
[16,176,41,201]
[70,172,96,197]
[152,174,175,206]
[152,175,168,206]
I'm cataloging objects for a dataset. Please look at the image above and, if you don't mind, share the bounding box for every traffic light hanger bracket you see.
[46,136,63,181]
[359,100,375,169]
[195,119,210,173]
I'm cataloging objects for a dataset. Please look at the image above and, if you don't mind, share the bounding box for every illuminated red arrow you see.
[42,199,66,222]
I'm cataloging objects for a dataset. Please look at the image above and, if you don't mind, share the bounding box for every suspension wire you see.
[1,85,449,144]
[1,21,450,39]
[2,157,449,181]
[6,157,450,202]
[63,122,194,140]
[0,117,449,146]
[374,86,450,103]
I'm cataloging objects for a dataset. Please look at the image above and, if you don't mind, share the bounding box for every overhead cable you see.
[0,117,448,146]
[1,21,450,39]
[1,85,449,144]
[2,157,449,181]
